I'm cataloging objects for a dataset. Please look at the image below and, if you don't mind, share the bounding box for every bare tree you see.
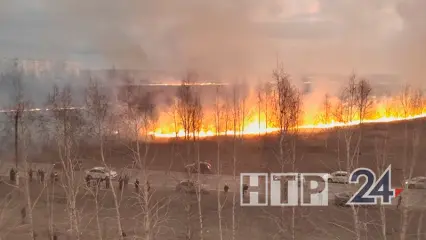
[264,81,274,135]
[400,85,413,119]
[0,64,45,239]
[256,82,263,136]
[239,80,249,137]
[269,63,302,240]
[214,85,227,240]
[83,176,105,240]
[118,76,169,239]
[355,79,373,125]
[20,110,45,240]
[176,74,203,193]
[85,78,125,239]
[230,83,240,240]
[319,93,332,148]
[333,74,373,240]
[336,74,372,172]
[1,63,27,184]
[47,84,84,239]
[397,86,424,240]
[176,72,201,142]
[374,126,390,240]
[174,72,206,240]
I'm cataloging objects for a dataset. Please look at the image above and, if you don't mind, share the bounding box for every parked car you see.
[334,191,378,207]
[85,167,118,180]
[273,174,305,186]
[175,180,209,194]
[185,162,213,174]
[334,191,352,206]
[325,171,349,183]
[405,177,426,189]
[52,160,83,171]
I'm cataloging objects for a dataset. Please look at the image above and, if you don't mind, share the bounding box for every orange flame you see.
[143,90,426,139]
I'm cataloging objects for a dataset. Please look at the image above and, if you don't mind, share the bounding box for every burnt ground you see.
[1,118,426,239]
[32,117,426,185]
[0,179,424,240]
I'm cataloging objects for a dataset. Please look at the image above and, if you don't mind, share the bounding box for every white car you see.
[325,171,349,183]
[175,180,209,194]
[405,177,426,189]
[85,167,118,180]
[273,174,305,186]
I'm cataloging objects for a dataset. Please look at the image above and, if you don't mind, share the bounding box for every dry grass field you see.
[1,118,425,239]
[41,118,426,185]
[0,179,424,240]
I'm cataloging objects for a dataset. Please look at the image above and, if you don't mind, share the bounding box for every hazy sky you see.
[0,0,425,82]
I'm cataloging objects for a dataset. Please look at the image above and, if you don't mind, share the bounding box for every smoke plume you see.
[43,0,281,79]
[1,0,425,85]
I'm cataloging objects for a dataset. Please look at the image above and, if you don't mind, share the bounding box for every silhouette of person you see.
[50,172,56,183]
[105,176,110,189]
[40,170,45,184]
[242,184,248,195]
[146,181,151,192]
[37,169,41,182]
[135,179,140,193]
[10,168,15,182]
[21,207,26,224]
[28,169,33,182]
[397,195,403,209]
[124,175,129,189]
[224,184,229,193]
[118,177,123,190]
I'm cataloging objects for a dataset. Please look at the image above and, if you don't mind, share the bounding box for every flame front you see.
[146,89,426,139]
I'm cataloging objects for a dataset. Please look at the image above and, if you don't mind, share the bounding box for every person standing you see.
[21,206,26,224]
[135,179,140,193]
[10,168,15,183]
[40,170,45,184]
[146,180,151,192]
[118,177,123,191]
[124,175,129,189]
[50,172,56,183]
[37,169,41,182]
[85,175,91,187]
[242,184,248,196]
[28,169,33,182]
[397,195,403,209]
[105,176,110,189]
[96,179,101,189]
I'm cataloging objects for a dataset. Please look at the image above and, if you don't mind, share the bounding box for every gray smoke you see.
[393,0,426,86]
[1,0,426,84]
[42,0,281,79]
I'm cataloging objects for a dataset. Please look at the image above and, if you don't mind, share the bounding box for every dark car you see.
[185,162,213,174]
[175,180,209,194]
[53,160,82,171]
[334,192,352,207]
[334,191,377,207]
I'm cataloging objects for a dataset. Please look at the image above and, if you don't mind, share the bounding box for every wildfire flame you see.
[148,93,426,139]
[3,85,424,140]
[148,113,426,138]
